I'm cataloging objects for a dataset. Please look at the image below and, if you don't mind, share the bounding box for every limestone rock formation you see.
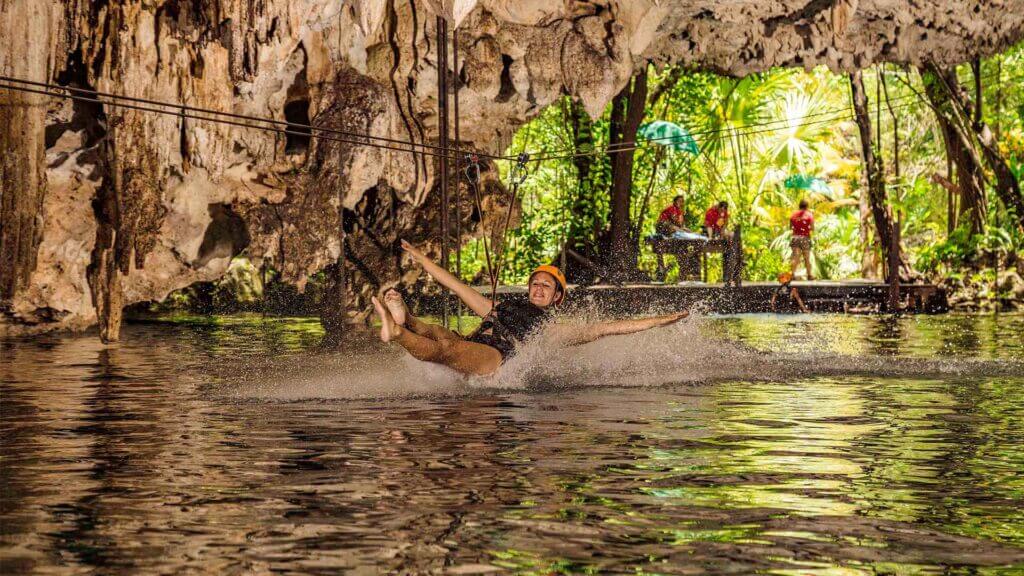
[2,0,1023,337]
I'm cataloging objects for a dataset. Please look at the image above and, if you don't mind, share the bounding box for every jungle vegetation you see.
[459,41,1024,296]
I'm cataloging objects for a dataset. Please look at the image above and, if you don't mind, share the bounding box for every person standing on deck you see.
[704,201,739,284]
[789,199,815,281]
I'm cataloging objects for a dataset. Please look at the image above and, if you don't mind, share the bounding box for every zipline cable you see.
[4,68,1019,167]
[528,98,916,162]
[522,73,1024,164]
[0,74,509,161]
[519,68,1017,162]
[0,80,464,160]
[0,70,981,163]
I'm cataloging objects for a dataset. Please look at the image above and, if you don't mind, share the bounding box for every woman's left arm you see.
[555,310,689,347]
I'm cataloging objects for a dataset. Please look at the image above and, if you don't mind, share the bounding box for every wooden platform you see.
[417,280,948,315]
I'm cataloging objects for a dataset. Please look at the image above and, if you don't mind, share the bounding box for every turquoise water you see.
[2,314,1023,574]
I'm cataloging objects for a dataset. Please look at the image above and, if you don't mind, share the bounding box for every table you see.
[646,228,744,285]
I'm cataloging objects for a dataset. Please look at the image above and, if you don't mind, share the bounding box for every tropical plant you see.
[454,40,1024,292]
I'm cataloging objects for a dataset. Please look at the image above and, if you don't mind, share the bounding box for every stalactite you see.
[0,0,54,311]
[2,0,1024,335]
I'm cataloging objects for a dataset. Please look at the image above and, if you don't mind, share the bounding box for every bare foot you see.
[372,296,396,343]
[383,289,407,326]
[667,310,690,324]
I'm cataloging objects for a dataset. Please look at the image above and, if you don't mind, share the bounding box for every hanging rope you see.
[460,153,530,301]
[462,155,495,287]
[489,152,531,300]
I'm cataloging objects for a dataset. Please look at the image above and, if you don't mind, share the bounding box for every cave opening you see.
[283,45,311,158]
[48,49,107,151]
[496,54,516,103]
[195,203,250,268]
[284,99,312,155]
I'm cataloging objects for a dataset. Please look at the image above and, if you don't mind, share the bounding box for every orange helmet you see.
[529,265,568,295]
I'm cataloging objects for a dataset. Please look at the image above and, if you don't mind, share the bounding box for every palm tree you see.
[691,72,795,221]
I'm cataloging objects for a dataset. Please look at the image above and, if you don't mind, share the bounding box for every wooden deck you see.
[417,280,948,315]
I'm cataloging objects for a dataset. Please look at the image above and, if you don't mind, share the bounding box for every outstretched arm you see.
[553,310,689,347]
[401,240,494,317]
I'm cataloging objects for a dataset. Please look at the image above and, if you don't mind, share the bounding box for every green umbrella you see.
[638,121,698,155]
[634,121,698,240]
[784,174,832,195]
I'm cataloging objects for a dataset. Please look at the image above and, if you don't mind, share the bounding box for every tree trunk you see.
[567,98,602,247]
[607,67,648,282]
[936,63,1024,226]
[920,65,988,234]
[849,71,895,265]
[858,186,880,279]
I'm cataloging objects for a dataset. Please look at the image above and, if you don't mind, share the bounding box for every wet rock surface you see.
[2,0,1024,334]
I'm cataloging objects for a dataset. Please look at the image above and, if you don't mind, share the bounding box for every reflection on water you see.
[2,314,1024,574]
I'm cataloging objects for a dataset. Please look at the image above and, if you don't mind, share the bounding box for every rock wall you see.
[2,0,1023,336]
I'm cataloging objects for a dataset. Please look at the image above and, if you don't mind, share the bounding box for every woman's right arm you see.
[401,240,494,317]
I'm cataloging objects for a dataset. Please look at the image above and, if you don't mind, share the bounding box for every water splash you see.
[228,313,1024,401]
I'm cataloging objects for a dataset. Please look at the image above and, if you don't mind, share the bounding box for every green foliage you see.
[915,222,979,274]
[916,218,1024,277]
[460,40,1024,287]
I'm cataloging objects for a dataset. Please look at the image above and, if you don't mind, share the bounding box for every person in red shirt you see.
[789,199,815,280]
[704,201,731,239]
[654,195,698,281]
[656,195,687,236]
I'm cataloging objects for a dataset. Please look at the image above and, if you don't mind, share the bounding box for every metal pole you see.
[888,221,900,311]
[560,160,568,273]
[452,27,463,333]
[881,68,900,312]
[338,146,348,330]
[893,80,901,313]
[436,15,451,328]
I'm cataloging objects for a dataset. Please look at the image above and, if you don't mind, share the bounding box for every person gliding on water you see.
[372,240,690,376]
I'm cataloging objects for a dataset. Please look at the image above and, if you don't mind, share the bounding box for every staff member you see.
[789,199,815,281]
[656,195,687,236]
[655,195,699,281]
[770,271,809,313]
[704,201,731,239]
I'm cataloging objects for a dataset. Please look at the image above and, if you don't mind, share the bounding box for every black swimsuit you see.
[466,301,549,361]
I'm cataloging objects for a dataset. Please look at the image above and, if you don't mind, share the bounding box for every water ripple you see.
[2,315,1024,573]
